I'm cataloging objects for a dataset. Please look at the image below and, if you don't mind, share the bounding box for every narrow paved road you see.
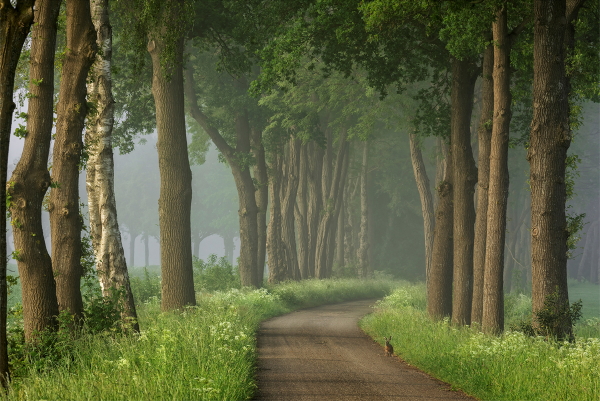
[254,299,477,401]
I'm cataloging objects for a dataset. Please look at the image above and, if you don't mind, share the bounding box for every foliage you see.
[193,254,240,292]
[534,289,582,341]
[130,268,161,304]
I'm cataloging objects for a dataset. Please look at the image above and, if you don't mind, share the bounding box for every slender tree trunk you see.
[295,144,310,279]
[144,234,150,267]
[129,232,136,267]
[280,137,301,279]
[251,126,268,284]
[529,0,580,339]
[267,151,286,283]
[86,0,138,331]
[450,57,479,326]
[3,0,51,348]
[49,0,97,319]
[0,1,35,385]
[327,149,349,278]
[148,14,196,309]
[306,142,324,278]
[427,140,454,319]
[471,43,494,326]
[409,133,434,287]
[482,7,511,335]
[357,141,370,278]
[185,70,259,287]
[315,132,348,278]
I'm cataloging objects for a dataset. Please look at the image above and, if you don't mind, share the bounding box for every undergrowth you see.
[2,277,395,400]
[360,284,600,401]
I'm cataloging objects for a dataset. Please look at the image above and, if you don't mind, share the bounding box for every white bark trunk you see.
[86,0,138,329]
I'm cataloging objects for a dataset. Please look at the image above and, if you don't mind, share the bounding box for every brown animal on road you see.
[384,336,394,357]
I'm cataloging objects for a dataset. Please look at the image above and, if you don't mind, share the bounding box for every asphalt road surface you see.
[253,299,477,401]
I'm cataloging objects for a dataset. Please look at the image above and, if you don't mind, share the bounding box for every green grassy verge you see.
[360,283,600,401]
[3,278,396,400]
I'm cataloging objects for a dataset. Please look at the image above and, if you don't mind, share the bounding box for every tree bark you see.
[281,137,301,279]
[148,11,196,309]
[315,131,348,278]
[267,151,286,283]
[528,0,580,339]
[427,140,453,319]
[295,143,310,279]
[49,0,97,319]
[409,133,434,287]
[482,7,511,335]
[357,141,370,278]
[86,0,138,331]
[450,57,479,326]
[251,126,268,284]
[7,0,60,342]
[306,142,324,278]
[471,43,494,326]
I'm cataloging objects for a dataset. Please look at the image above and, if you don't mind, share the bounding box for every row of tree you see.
[0,0,597,386]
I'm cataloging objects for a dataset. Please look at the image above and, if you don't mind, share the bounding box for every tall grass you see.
[3,278,395,400]
[360,283,600,401]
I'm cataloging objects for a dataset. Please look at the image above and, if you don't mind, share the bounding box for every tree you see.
[471,44,493,326]
[0,0,35,384]
[86,0,138,330]
[7,0,61,342]
[185,63,261,287]
[528,0,581,340]
[147,0,196,309]
[49,0,97,319]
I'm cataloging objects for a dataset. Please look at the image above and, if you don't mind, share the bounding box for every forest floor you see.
[253,299,477,401]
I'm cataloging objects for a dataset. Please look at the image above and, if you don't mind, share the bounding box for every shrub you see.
[130,267,161,303]
[193,254,240,292]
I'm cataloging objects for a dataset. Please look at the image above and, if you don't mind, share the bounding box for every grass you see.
[360,283,600,401]
[2,278,396,400]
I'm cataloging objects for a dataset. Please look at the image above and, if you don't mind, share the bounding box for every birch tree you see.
[86,0,138,330]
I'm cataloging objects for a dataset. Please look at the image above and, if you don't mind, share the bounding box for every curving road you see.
[253,299,477,401]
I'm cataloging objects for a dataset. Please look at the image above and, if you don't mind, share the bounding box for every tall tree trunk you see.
[295,143,310,279]
[86,0,138,331]
[0,0,35,385]
[450,57,479,326]
[49,0,97,319]
[148,11,196,310]
[471,43,494,326]
[357,141,370,278]
[482,7,512,335]
[427,140,454,319]
[306,142,324,278]
[528,0,582,339]
[315,132,348,278]
[184,70,260,287]
[327,150,349,278]
[281,137,301,279]
[251,126,268,284]
[267,152,286,283]
[3,0,51,348]
[409,133,434,287]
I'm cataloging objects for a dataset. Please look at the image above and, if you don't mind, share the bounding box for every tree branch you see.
[566,0,586,23]
[183,66,235,159]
